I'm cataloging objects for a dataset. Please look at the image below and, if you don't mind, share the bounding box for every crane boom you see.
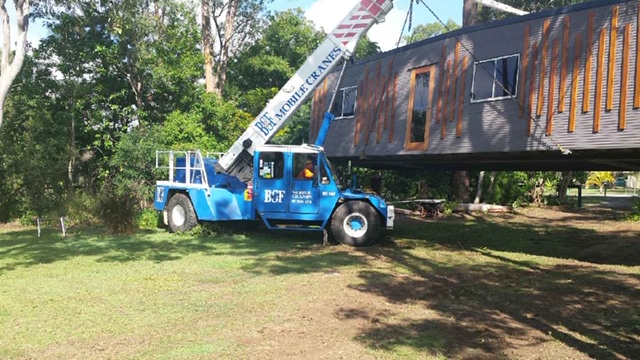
[218,0,394,180]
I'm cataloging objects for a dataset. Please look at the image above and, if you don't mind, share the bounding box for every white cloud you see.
[305,0,407,52]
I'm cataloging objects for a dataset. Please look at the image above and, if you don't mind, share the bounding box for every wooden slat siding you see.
[450,41,461,122]
[635,3,640,108]
[377,64,389,143]
[436,45,446,123]
[559,17,570,113]
[584,11,596,113]
[528,42,539,136]
[383,60,393,131]
[570,33,583,133]
[358,67,370,145]
[354,80,362,146]
[594,28,606,133]
[547,38,559,136]
[442,61,451,138]
[607,5,619,111]
[537,20,551,117]
[370,61,381,136]
[519,24,530,118]
[389,72,397,143]
[364,64,376,144]
[443,60,452,123]
[620,24,631,130]
[457,57,469,138]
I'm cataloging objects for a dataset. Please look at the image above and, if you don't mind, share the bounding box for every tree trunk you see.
[529,174,545,206]
[212,0,238,97]
[486,171,496,203]
[0,0,29,127]
[201,0,216,93]
[453,171,470,202]
[463,0,478,27]
[67,97,76,189]
[474,171,485,204]
[557,171,572,202]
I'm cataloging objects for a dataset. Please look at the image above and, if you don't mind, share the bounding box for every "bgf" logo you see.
[264,190,285,203]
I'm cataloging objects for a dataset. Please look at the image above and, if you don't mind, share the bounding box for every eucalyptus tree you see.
[201,0,268,96]
[0,0,30,127]
[403,19,460,45]
[36,0,203,189]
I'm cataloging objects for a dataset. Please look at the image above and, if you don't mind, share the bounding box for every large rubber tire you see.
[166,193,198,233]
[330,201,382,247]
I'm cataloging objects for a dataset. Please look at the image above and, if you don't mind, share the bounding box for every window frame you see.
[257,151,284,180]
[470,53,520,103]
[404,64,436,151]
[333,86,358,119]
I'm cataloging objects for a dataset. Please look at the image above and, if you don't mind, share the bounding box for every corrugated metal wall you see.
[311,0,640,161]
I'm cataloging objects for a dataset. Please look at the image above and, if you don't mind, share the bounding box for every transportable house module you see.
[311,0,640,171]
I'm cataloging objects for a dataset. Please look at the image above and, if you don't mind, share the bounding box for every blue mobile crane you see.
[154,0,395,246]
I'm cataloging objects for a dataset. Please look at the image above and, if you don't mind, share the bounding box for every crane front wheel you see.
[330,201,381,247]
[166,193,198,233]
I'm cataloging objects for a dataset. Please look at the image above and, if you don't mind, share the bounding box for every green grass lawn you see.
[1,210,639,359]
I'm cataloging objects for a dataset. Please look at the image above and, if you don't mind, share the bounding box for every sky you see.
[1,0,463,52]
[275,0,463,51]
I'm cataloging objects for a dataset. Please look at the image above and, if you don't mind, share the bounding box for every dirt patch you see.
[244,207,640,359]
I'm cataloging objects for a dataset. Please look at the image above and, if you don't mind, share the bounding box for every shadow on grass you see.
[2,212,639,358]
[393,214,640,266]
[0,225,325,274]
[348,247,640,359]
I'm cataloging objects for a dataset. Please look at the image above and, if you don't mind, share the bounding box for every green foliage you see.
[97,181,139,233]
[96,127,166,233]
[348,169,452,202]
[404,19,460,44]
[162,92,252,152]
[354,35,381,59]
[487,172,529,205]
[137,208,162,229]
[237,87,279,116]
[271,101,312,145]
[0,55,68,220]
[625,198,640,221]
[228,8,325,93]
[586,171,616,188]
[109,126,167,203]
[442,201,459,215]
[64,192,99,225]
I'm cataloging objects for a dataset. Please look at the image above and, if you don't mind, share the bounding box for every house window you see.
[471,54,520,102]
[258,152,284,179]
[332,86,357,118]
[405,65,435,150]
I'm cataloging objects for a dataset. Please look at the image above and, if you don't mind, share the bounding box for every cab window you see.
[258,152,284,179]
[294,153,315,180]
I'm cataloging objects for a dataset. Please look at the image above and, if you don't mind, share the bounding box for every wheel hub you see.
[171,205,186,226]
[343,212,368,238]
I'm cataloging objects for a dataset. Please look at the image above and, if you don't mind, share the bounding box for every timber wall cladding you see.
[315,0,640,159]
[524,1,640,147]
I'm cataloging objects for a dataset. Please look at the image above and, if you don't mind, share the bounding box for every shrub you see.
[96,182,140,233]
[64,192,99,225]
[137,208,162,229]
[626,197,640,221]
